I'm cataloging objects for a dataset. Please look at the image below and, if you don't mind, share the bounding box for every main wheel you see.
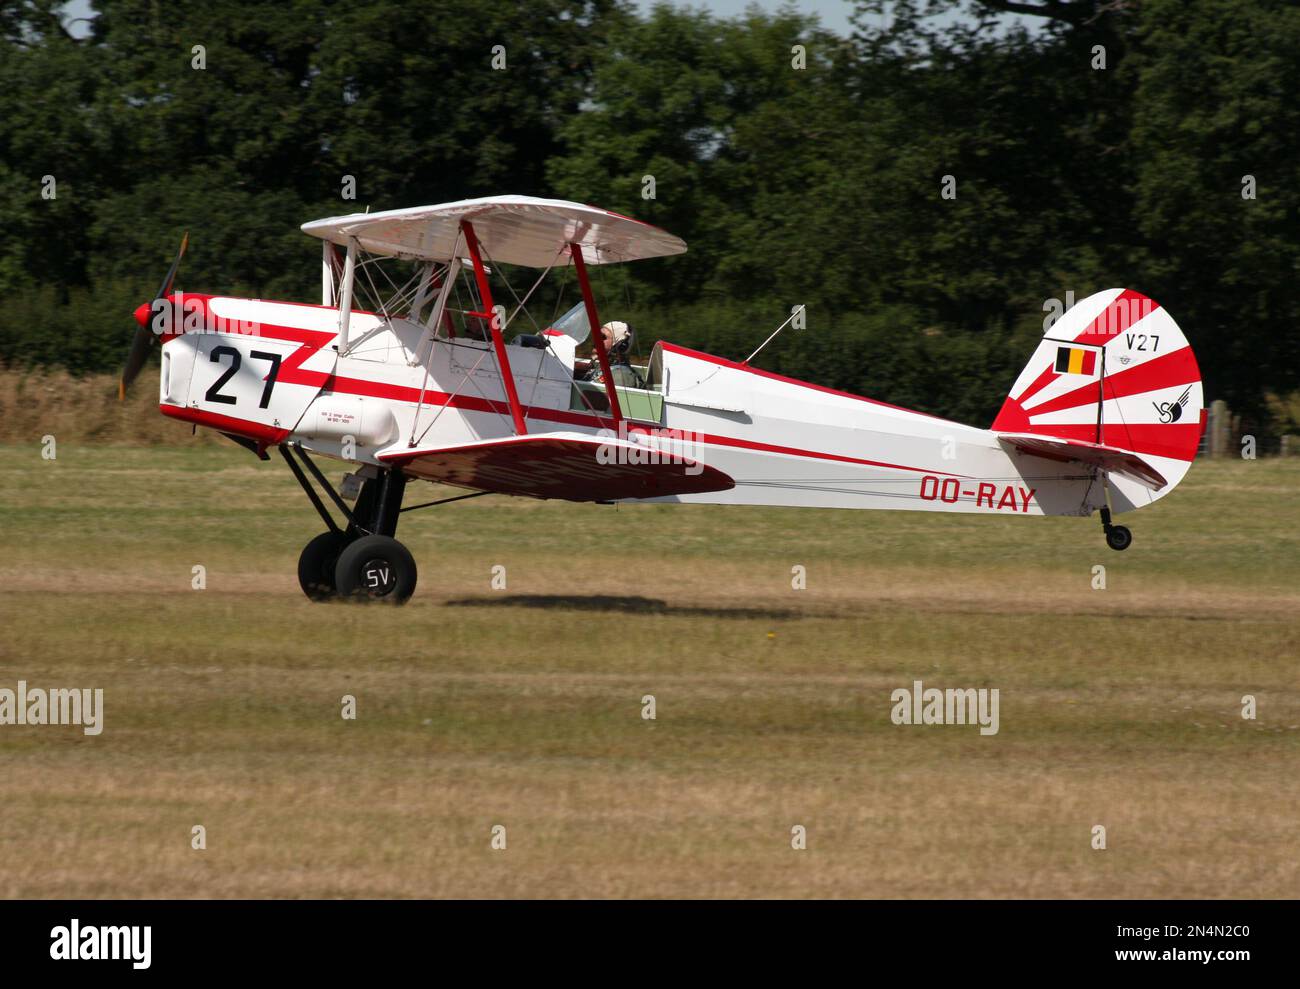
[1105,525,1133,552]
[334,535,418,604]
[298,531,352,601]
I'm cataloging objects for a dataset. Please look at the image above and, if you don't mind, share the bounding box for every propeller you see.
[119,232,189,401]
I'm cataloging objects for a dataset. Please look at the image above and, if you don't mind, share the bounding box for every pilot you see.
[583,321,643,388]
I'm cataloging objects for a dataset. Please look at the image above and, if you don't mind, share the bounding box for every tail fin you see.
[992,289,1204,511]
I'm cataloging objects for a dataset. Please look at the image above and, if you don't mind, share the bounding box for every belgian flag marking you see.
[1054,346,1096,375]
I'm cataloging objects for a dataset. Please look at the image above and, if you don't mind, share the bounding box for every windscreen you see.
[549,301,591,345]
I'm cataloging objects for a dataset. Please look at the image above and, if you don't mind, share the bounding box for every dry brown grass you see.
[0,367,220,445]
[0,446,1297,899]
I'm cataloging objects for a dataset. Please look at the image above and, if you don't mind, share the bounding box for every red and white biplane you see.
[119,196,1204,603]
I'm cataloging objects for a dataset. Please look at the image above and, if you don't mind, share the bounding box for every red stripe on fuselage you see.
[160,404,290,445]
[662,430,969,477]
[388,424,968,478]
[178,296,965,477]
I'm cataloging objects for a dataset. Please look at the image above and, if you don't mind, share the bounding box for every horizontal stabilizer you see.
[378,432,734,501]
[996,433,1168,490]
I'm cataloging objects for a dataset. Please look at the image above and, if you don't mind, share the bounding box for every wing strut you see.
[461,220,528,436]
[570,242,623,425]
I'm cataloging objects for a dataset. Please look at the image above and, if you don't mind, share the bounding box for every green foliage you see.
[0,278,142,373]
[0,0,1295,430]
[1128,0,1300,418]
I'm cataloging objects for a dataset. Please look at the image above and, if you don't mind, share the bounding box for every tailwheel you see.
[1099,506,1132,552]
[298,531,352,601]
[334,534,418,604]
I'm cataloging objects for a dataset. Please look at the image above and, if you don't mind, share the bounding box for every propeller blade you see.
[155,231,189,301]
[119,232,189,400]
[119,326,155,400]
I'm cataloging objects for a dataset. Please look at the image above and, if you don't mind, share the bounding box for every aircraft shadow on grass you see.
[444,594,799,621]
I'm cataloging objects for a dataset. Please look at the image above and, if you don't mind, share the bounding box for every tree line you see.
[1,0,1296,432]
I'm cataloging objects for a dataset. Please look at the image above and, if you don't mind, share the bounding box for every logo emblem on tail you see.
[1153,385,1191,423]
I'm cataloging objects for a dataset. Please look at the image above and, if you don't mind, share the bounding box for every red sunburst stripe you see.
[1025,346,1199,416]
[1020,422,1201,462]
[1073,289,1159,347]
[991,363,1059,431]
[1015,363,1059,406]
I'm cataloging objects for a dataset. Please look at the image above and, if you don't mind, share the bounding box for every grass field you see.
[1,442,1297,898]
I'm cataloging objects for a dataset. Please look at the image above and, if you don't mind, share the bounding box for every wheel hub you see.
[360,558,399,596]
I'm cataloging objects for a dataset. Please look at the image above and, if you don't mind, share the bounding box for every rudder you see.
[992,289,1204,512]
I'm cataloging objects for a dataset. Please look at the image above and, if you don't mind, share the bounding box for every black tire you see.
[334,535,418,604]
[298,531,352,602]
[1106,525,1133,552]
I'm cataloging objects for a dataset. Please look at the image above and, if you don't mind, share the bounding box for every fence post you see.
[1209,399,1230,458]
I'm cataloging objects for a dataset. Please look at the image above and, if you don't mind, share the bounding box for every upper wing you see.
[996,432,1168,490]
[301,195,686,267]
[378,432,733,502]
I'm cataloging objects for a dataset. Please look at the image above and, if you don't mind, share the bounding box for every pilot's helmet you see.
[602,320,633,356]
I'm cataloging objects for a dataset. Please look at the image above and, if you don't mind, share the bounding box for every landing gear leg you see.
[281,444,416,604]
[349,466,406,539]
[281,445,356,601]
